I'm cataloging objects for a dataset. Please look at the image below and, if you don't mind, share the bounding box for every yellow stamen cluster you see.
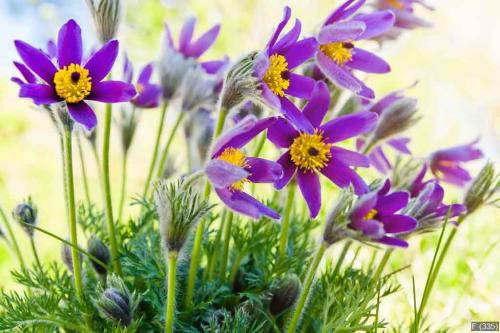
[320,42,354,66]
[365,209,378,220]
[386,0,405,10]
[54,63,92,103]
[290,130,332,172]
[217,147,250,192]
[263,53,290,97]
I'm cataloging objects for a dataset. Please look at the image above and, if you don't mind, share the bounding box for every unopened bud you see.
[96,275,139,327]
[180,67,218,112]
[464,162,499,215]
[86,0,121,43]
[159,45,197,100]
[269,274,301,316]
[117,106,139,153]
[12,197,37,237]
[322,189,355,246]
[88,235,111,277]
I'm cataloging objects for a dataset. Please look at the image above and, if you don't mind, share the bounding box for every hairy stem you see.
[118,150,128,223]
[165,252,178,333]
[155,111,185,180]
[29,237,42,270]
[279,184,296,257]
[76,134,92,208]
[219,211,234,281]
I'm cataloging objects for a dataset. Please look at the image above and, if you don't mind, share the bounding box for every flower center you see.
[263,53,290,97]
[319,42,354,66]
[54,64,92,103]
[365,209,378,220]
[386,0,405,9]
[290,129,332,172]
[216,147,250,191]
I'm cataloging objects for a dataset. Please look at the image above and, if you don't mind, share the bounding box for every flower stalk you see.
[279,184,296,257]
[0,204,25,269]
[165,251,178,333]
[155,111,186,179]
[219,211,234,281]
[77,133,92,208]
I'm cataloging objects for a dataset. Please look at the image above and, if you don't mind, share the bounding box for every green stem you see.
[90,142,103,190]
[219,211,234,281]
[118,150,128,223]
[205,210,227,281]
[279,184,296,257]
[63,128,84,299]
[30,237,42,269]
[102,103,122,276]
[372,249,393,283]
[287,242,327,333]
[165,252,178,333]
[155,111,186,179]
[332,240,352,277]
[76,134,92,207]
[229,251,243,285]
[0,204,25,269]
[185,106,229,309]
[143,102,168,196]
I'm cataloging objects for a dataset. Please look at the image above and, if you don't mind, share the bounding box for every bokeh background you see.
[0,0,498,331]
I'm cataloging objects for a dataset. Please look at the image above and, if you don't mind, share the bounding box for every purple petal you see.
[87,81,136,103]
[346,48,390,73]
[352,219,385,239]
[247,157,283,183]
[123,54,134,84]
[395,9,432,29]
[84,40,119,83]
[57,19,83,67]
[369,147,392,174]
[163,21,175,47]
[279,97,314,134]
[350,192,378,221]
[211,116,277,157]
[377,236,408,248]
[46,39,57,59]
[267,118,298,148]
[178,17,196,54]
[11,77,24,85]
[137,63,153,85]
[254,52,270,79]
[215,188,280,220]
[267,6,292,50]
[432,140,483,162]
[13,61,37,84]
[316,52,374,98]
[67,102,97,130]
[379,214,416,234]
[324,0,366,25]
[205,159,249,189]
[201,57,229,74]
[321,159,369,195]
[14,40,57,84]
[331,146,369,167]
[272,19,301,52]
[275,151,297,189]
[377,179,392,197]
[318,21,366,44]
[281,37,318,70]
[434,204,467,218]
[376,192,409,214]
[286,73,316,99]
[388,137,411,154]
[369,91,404,115]
[133,84,161,108]
[260,84,281,110]
[297,171,322,218]
[435,165,473,186]
[19,83,59,105]
[185,24,221,58]
[303,81,330,127]
[321,111,378,143]
[354,10,395,40]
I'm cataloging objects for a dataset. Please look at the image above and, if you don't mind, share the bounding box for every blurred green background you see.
[0,0,498,331]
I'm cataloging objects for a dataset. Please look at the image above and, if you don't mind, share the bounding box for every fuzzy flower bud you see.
[322,189,356,246]
[96,275,139,327]
[86,0,122,43]
[159,45,198,100]
[220,51,261,111]
[464,162,499,215]
[12,197,37,237]
[88,234,111,277]
[117,106,139,153]
[154,178,213,253]
[269,274,301,316]
[180,67,218,113]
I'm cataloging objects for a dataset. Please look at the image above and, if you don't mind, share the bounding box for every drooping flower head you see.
[123,55,161,109]
[14,19,136,130]
[253,6,318,130]
[429,139,483,187]
[349,180,417,247]
[267,81,378,218]
[316,0,395,98]
[205,116,283,220]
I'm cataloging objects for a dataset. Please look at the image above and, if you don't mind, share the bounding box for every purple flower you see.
[13,19,136,130]
[123,55,161,109]
[253,6,318,130]
[376,0,433,37]
[349,180,416,247]
[163,17,227,74]
[429,140,483,187]
[315,0,395,98]
[205,116,282,220]
[267,81,378,218]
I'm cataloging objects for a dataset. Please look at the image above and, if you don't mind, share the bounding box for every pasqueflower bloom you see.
[205,116,282,220]
[349,180,416,247]
[123,55,161,109]
[253,6,318,131]
[14,19,135,130]
[429,140,483,187]
[267,81,377,218]
[11,40,57,85]
[315,0,395,98]
[376,0,433,33]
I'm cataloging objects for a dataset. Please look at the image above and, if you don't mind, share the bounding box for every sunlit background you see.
[0,0,498,331]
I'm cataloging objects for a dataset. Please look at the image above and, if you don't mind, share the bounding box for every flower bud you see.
[86,0,122,43]
[117,106,139,153]
[464,162,499,215]
[322,189,355,246]
[12,197,37,237]
[96,275,139,327]
[180,67,218,113]
[154,178,213,253]
[269,274,301,316]
[220,51,261,111]
[159,45,197,100]
[88,234,111,277]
